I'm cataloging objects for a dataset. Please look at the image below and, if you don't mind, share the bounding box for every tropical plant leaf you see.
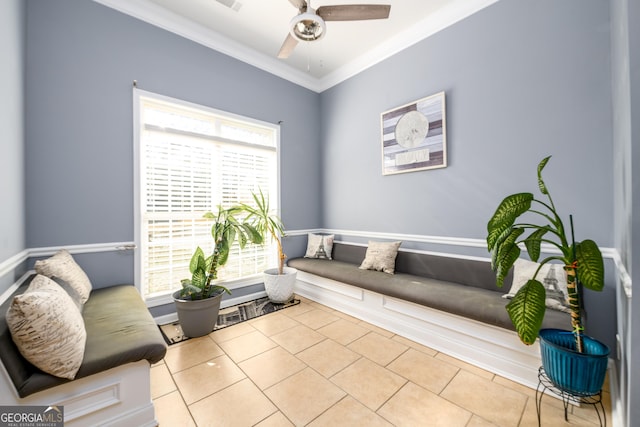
[242,223,263,245]
[576,239,604,291]
[492,227,523,270]
[218,242,230,266]
[190,268,207,289]
[487,193,533,249]
[179,283,204,299]
[506,279,546,345]
[489,225,518,267]
[495,242,521,288]
[524,227,549,262]
[537,156,551,195]
[189,246,205,274]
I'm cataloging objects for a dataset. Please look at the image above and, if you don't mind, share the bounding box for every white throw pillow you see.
[504,258,570,313]
[35,249,92,305]
[304,233,335,260]
[6,275,87,379]
[359,241,402,274]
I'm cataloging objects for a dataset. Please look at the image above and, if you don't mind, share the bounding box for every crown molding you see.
[316,0,500,91]
[93,0,499,93]
[92,0,323,92]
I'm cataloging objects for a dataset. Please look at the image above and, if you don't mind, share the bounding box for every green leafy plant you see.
[486,156,604,351]
[179,205,263,300]
[242,188,287,275]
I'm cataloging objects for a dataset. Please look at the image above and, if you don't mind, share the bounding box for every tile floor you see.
[151,296,611,426]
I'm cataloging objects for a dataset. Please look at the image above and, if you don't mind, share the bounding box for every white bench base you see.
[0,359,158,427]
[294,271,544,390]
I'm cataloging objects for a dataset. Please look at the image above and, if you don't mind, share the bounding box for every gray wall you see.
[320,0,617,351]
[611,0,640,423]
[320,0,612,245]
[0,0,26,289]
[24,0,322,288]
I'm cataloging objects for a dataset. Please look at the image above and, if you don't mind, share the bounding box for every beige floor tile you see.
[391,334,438,356]
[270,324,326,354]
[216,330,278,363]
[163,336,225,373]
[265,368,346,426]
[150,363,176,399]
[292,308,341,330]
[254,411,295,427]
[332,310,362,323]
[331,357,407,411]
[492,375,537,399]
[281,301,316,317]
[172,354,246,404]
[297,339,361,378]
[308,396,393,427]
[294,294,312,303]
[153,390,196,427]
[189,378,277,426]
[308,301,337,313]
[466,415,500,426]
[378,382,472,426]
[357,321,395,337]
[250,313,300,336]
[441,370,527,427]
[238,346,306,389]
[387,348,459,394]
[347,331,409,366]
[209,321,256,343]
[519,396,587,426]
[435,352,495,379]
[317,318,370,346]
[571,393,610,426]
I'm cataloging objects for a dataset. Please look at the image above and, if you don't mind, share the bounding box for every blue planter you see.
[539,328,609,396]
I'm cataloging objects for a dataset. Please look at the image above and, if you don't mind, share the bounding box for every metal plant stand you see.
[536,367,606,427]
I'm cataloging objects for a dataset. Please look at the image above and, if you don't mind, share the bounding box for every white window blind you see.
[135,91,279,301]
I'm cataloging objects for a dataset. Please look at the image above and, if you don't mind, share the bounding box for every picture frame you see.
[381,91,447,175]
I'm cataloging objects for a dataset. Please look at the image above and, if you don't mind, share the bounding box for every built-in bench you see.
[0,274,167,427]
[289,241,571,389]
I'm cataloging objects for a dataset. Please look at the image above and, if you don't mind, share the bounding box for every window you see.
[134,90,279,303]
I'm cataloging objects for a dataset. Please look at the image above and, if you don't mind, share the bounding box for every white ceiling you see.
[95,0,498,92]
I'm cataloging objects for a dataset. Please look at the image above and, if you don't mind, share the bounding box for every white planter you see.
[263,267,297,303]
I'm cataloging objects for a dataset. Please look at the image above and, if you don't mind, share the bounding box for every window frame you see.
[133,89,281,307]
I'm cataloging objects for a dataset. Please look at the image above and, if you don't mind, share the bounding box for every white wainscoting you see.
[0,360,158,427]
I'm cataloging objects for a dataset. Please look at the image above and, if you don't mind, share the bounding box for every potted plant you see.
[243,189,297,303]
[486,156,609,395]
[173,205,262,337]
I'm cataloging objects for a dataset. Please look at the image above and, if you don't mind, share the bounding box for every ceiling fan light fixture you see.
[289,12,326,42]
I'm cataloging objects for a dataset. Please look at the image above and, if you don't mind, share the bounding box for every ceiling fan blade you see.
[288,0,307,11]
[317,4,390,21]
[277,33,299,59]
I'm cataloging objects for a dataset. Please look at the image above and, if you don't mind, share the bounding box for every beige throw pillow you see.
[35,249,92,305]
[304,234,335,259]
[359,241,402,274]
[6,275,87,379]
[504,258,570,313]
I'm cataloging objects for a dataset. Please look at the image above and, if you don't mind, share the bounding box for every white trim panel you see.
[0,360,158,427]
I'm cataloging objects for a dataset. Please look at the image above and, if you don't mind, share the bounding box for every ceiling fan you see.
[278,0,391,59]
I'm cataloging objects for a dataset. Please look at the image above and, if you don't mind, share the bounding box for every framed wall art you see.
[380,91,447,175]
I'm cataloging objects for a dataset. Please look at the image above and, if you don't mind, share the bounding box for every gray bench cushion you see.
[0,276,167,397]
[289,242,571,333]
